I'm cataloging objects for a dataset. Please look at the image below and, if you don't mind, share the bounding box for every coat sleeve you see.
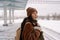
[22,22,40,40]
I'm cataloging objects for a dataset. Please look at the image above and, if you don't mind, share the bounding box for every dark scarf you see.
[28,16,37,26]
[20,16,38,40]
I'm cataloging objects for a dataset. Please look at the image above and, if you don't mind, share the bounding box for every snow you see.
[38,19,60,33]
[0,19,60,33]
[0,19,60,40]
[0,23,21,40]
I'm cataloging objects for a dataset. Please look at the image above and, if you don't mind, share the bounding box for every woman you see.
[15,7,44,40]
[16,7,44,40]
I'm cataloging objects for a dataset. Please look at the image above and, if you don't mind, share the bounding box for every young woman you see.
[20,7,41,40]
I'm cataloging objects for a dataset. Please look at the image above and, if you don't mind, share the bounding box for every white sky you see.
[26,4,60,16]
[25,0,60,16]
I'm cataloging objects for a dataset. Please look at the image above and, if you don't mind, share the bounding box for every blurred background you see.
[0,0,60,40]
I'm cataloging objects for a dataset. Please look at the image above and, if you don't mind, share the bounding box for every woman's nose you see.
[35,15,38,18]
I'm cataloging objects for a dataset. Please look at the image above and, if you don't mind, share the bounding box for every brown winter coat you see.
[15,22,40,40]
[22,22,40,40]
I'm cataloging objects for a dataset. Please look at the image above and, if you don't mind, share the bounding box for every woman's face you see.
[31,11,38,20]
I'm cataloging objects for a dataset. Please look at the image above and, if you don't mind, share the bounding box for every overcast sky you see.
[26,0,60,16]
[26,4,60,16]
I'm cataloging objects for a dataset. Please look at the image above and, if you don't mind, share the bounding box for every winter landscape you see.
[0,0,60,40]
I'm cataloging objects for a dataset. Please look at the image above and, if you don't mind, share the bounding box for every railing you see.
[42,26,60,40]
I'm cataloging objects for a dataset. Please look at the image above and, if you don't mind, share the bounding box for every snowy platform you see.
[0,23,21,40]
[0,20,60,40]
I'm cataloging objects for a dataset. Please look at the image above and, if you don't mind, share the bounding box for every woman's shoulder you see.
[25,22,32,25]
[24,21,33,28]
[23,22,33,31]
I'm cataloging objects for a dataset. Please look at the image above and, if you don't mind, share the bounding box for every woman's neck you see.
[27,16,37,26]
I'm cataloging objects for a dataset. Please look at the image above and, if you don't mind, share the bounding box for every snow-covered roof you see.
[0,0,28,10]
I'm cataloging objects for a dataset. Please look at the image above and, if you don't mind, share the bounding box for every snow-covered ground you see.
[0,19,60,40]
[38,19,60,33]
[38,19,60,40]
